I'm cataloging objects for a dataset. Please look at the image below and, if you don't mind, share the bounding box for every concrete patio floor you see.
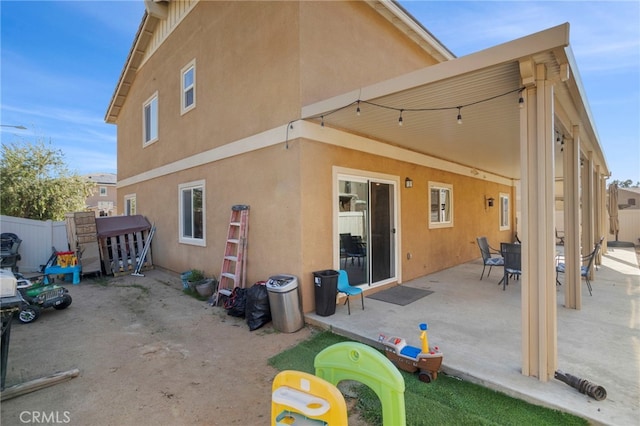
[305,246,640,426]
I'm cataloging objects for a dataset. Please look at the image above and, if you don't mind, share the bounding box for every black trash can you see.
[313,270,339,316]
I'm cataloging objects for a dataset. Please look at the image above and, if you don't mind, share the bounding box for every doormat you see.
[366,286,433,306]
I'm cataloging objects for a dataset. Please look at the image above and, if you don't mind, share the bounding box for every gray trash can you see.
[266,274,304,333]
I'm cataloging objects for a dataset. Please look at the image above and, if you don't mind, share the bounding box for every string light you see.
[301,86,524,129]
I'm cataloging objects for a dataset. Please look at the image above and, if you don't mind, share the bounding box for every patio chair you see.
[337,270,364,315]
[500,242,521,291]
[476,237,504,280]
[340,233,366,269]
[556,242,600,296]
[0,232,22,272]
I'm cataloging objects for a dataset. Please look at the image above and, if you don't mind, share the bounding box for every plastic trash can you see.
[266,275,304,333]
[313,270,339,316]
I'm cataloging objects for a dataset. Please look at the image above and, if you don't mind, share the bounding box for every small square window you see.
[429,182,453,228]
[99,186,107,196]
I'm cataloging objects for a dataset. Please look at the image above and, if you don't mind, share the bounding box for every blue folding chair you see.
[337,270,364,315]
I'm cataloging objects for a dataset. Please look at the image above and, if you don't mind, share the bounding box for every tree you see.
[612,179,640,188]
[0,141,95,221]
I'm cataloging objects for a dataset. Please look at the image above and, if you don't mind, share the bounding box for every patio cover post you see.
[582,152,595,280]
[563,126,582,309]
[519,63,558,381]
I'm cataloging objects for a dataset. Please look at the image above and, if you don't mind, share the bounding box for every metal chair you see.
[476,237,504,280]
[556,242,601,296]
[337,270,364,315]
[500,242,521,291]
[339,233,366,269]
[0,233,22,272]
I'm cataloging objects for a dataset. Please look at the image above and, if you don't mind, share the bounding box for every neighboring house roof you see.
[85,173,117,185]
[104,0,454,124]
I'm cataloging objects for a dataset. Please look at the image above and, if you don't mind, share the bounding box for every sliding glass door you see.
[337,174,396,286]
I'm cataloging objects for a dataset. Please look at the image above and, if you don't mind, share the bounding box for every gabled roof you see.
[105,0,455,124]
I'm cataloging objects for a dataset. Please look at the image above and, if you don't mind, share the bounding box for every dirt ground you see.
[1,269,366,425]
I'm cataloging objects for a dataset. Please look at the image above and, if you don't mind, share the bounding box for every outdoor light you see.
[456,107,462,125]
[398,110,404,126]
[485,196,495,208]
[405,177,413,188]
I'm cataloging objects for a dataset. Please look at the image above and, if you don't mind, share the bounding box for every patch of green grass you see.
[269,331,587,426]
[182,287,210,302]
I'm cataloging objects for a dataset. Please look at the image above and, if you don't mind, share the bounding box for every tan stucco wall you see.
[113,1,509,313]
[297,139,513,312]
[116,1,438,181]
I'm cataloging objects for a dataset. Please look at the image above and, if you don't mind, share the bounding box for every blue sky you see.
[1,1,638,183]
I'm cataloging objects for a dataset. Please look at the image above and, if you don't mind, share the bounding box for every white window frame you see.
[428,181,453,229]
[99,186,107,196]
[124,194,137,216]
[499,192,510,230]
[179,180,206,246]
[143,91,158,146]
[181,59,196,114]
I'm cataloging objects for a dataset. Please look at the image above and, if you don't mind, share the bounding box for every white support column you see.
[563,127,581,309]
[520,63,558,381]
[582,152,595,272]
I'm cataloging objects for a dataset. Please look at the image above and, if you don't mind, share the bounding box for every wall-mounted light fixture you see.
[485,196,495,209]
[405,177,413,188]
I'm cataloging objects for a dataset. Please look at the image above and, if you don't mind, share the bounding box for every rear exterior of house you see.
[107,0,514,313]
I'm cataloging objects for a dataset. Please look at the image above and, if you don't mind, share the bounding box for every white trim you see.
[143,91,159,146]
[499,192,510,231]
[178,179,206,247]
[428,181,453,229]
[333,166,401,286]
[118,121,512,188]
[124,193,137,216]
[180,59,196,115]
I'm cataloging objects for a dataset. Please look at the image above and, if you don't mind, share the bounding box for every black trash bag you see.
[224,287,247,318]
[245,282,271,331]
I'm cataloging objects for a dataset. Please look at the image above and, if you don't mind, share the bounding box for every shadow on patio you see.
[305,246,639,426]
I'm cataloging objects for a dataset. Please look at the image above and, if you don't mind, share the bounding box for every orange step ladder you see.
[216,205,249,305]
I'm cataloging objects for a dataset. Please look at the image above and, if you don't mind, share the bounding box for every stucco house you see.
[106,0,609,381]
[84,173,118,216]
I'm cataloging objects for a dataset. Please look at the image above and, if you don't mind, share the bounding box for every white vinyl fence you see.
[0,215,69,273]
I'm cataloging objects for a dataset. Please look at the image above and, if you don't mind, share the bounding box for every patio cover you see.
[301,23,608,181]
[95,215,151,238]
[300,21,610,382]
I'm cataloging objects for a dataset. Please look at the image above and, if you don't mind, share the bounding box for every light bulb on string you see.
[398,109,404,126]
[456,107,462,125]
[356,101,361,116]
[518,91,525,109]
[320,116,324,127]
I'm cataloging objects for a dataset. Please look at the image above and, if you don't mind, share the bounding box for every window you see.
[179,180,205,246]
[143,92,158,145]
[429,182,453,228]
[124,194,136,216]
[99,186,107,196]
[499,193,510,230]
[181,60,196,114]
